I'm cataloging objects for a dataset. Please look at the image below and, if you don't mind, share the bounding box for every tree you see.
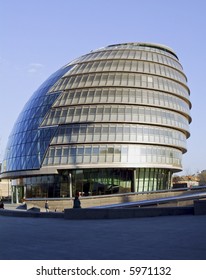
[198,170,206,186]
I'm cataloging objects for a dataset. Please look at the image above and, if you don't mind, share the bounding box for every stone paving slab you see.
[0,214,206,260]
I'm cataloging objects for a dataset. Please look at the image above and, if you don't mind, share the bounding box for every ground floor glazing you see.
[10,168,172,201]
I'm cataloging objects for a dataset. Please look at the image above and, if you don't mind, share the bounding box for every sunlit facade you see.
[0,42,191,200]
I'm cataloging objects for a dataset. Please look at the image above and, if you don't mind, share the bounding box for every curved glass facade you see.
[2,65,74,171]
[1,42,191,199]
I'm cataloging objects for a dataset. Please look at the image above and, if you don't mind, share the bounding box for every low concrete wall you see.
[64,207,194,220]
[25,189,197,211]
[0,209,64,218]
[194,199,206,215]
[25,199,73,212]
[0,206,194,219]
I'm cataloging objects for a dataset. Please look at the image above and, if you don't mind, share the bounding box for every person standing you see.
[73,191,81,208]
[0,201,4,209]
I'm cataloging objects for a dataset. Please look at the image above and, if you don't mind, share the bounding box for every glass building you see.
[0,42,191,200]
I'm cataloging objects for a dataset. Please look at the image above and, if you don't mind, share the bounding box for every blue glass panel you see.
[3,65,74,172]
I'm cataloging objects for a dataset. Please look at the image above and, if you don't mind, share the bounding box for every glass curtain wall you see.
[2,42,191,200]
[18,168,171,198]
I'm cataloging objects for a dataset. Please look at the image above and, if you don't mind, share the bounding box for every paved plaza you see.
[0,214,206,260]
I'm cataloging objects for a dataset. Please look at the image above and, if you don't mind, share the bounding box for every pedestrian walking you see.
[45,200,49,212]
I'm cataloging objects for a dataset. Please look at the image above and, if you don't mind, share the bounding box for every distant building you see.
[0,42,191,202]
[0,164,11,200]
[173,174,200,189]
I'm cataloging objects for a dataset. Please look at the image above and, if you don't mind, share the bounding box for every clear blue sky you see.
[0,0,205,174]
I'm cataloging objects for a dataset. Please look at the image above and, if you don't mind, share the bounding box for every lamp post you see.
[69,173,72,198]
[7,179,10,201]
